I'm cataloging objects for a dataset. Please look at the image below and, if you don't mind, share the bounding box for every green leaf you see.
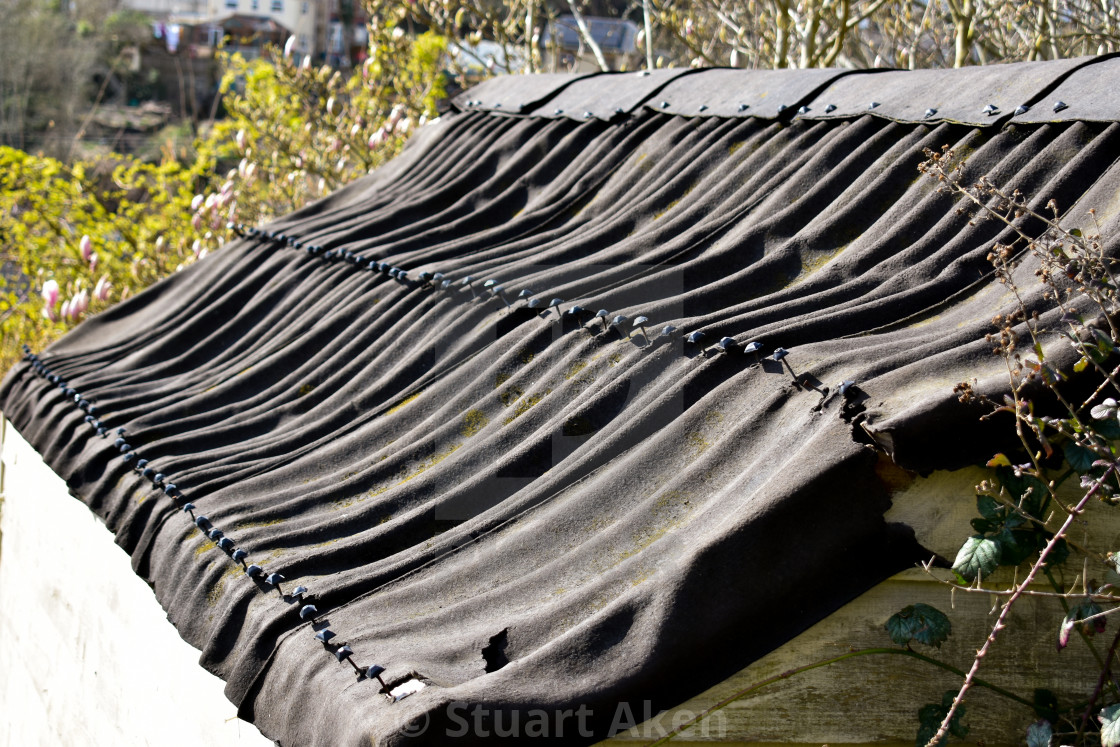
[916,691,969,747]
[1033,689,1059,722]
[886,603,952,648]
[1063,441,1098,474]
[996,527,1040,567]
[1047,537,1070,568]
[970,518,994,533]
[1100,704,1120,747]
[1026,720,1052,747]
[952,536,1001,581]
[976,494,1005,521]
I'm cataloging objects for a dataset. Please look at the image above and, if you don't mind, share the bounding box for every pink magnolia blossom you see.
[236,129,247,152]
[41,279,60,308]
[42,306,58,322]
[191,194,204,212]
[59,299,71,321]
[283,36,296,59]
[79,235,93,262]
[89,252,98,271]
[94,276,112,301]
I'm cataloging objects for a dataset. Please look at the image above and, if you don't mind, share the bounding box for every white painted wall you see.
[0,419,273,747]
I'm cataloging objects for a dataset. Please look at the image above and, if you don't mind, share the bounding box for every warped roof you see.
[6,57,1120,745]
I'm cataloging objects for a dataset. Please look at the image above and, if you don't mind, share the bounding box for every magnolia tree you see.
[0,25,445,372]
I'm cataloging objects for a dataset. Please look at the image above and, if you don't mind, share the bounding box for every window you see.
[250,0,258,9]
[225,0,237,8]
[270,0,282,11]
[301,1,309,13]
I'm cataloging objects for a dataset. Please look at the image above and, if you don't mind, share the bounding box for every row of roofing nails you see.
[20,344,393,696]
[232,223,865,396]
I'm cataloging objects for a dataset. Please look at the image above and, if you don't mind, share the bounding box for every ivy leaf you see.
[1075,355,1091,373]
[1100,704,1120,747]
[916,691,969,747]
[1063,441,1098,474]
[1026,720,1052,747]
[952,536,1001,581]
[886,603,952,648]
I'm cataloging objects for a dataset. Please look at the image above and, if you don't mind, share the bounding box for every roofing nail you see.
[396,270,409,282]
[517,289,534,300]
[717,336,738,353]
[772,347,789,362]
[824,104,836,113]
[299,604,318,620]
[632,316,650,340]
[737,104,749,112]
[135,459,148,471]
[315,629,336,643]
[798,105,810,115]
[122,452,136,463]
[548,298,564,317]
[208,528,224,541]
[868,101,880,110]
[659,101,670,109]
[838,380,858,398]
[366,665,388,688]
[1053,100,1068,113]
[594,309,610,332]
[611,314,628,334]
[1014,104,1030,115]
[417,271,432,284]
[982,103,998,115]
[492,285,510,308]
[335,645,354,662]
[923,108,937,119]
[659,324,678,338]
[431,272,444,284]
[232,549,249,563]
[218,537,235,552]
[183,503,196,514]
[565,305,585,316]
[743,341,763,364]
[290,585,308,599]
[527,297,542,309]
[246,564,264,579]
[686,331,706,345]
[698,104,708,112]
[195,515,212,531]
[440,279,452,290]
[265,573,285,587]
[554,108,564,115]
[164,484,181,499]
[582,111,593,119]
[777,104,787,112]
[152,473,165,486]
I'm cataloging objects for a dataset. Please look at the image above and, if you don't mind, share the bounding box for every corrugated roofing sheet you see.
[4,57,1120,746]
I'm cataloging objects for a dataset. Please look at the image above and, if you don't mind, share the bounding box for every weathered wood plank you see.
[601,466,1120,745]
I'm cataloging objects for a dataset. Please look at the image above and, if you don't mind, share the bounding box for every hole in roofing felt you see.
[482,628,511,673]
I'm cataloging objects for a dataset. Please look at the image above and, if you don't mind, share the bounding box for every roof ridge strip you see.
[781,67,895,121]
[1001,52,1120,125]
[629,67,724,116]
[452,70,611,115]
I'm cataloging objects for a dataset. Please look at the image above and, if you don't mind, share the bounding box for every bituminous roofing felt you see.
[4,56,1120,745]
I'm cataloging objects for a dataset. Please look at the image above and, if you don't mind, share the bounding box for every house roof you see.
[5,57,1120,745]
